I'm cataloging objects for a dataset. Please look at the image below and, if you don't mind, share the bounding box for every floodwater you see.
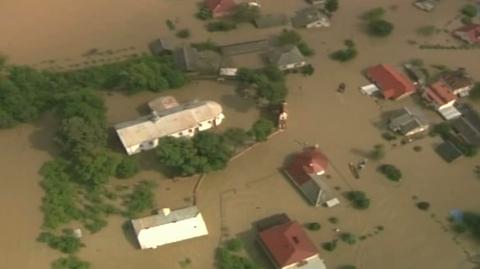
[0,0,480,269]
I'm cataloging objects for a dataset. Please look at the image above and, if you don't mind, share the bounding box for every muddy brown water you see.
[1,0,480,268]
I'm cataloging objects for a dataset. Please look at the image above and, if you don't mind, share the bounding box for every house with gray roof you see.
[291,7,330,28]
[267,46,306,71]
[388,107,430,137]
[149,38,174,56]
[175,45,223,74]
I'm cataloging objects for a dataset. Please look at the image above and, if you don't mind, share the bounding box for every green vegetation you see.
[330,40,358,62]
[226,238,244,252]
[297,42,315,57]
[207,21,237,32]
[52,256,90,269]
[340,232,357,245]
[232,3,260,23]
[459,212,480,240]
[156,132,234,177]
[115,157,139,179]
[416,201,430,211]
[223,128,251,149]
[325,0,339,13]
[196,5,213,20]
[216,247,261,269]
[37,230,84,254]
[236,66,288,105]
[361,7,386,21]
[306,222,322,231]
[416,25,436,36]
[250,118,275,142]
[328,217,339,224]
[166,19,175,31]
[470,83,480,100]
[378,164,402,182]
[461,4,477,18]
[322,240,338,251]
[346,191,371,210]
[276,29,302,46]
[367,19,394,37]
[176,29,191,39]
[122,180,156,218]
[382,131,397,141]
[300,64,315,76]
[370,144,385,160]
[192,40,221,52]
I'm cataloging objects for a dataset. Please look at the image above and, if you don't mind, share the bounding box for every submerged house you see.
[291,7,330,28]
[267,46,306,71]
[131,206,208,249]
[283,146,337,207]
[115,96,224,155]
[258,218,327,269]
[388,107,429,137]
[453,24,480,45]
[423,80,460,120]
[174,45,223,75]
[149,38,174,56]
[205,0,238,17]
[440,69,475,97]
[366,64,417,100]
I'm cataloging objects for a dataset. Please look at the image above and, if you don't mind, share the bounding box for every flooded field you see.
[0,0,480,268]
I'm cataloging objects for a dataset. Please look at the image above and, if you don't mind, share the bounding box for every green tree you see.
[250,118,275,141]
[276,29,302,46]
[232,4,260,23]
[340,232,357,245]
[37,229,84,254]
[330,47,358,62]
[123,180,157,217]
[461,4,477,18]
[194,132,233,171]
[378,164,402,182]
[470,83,480,100]
[206,21,237,32]
[297,42,315,57]
[176,29,191,39]
[156,137,206,176]
[368,19,394,37]
[51,256,90,269]
[361,7,385,21]
[325,0,339,13]
[115,157,139,179]
[226,238,244,252]
[462,212,480,240]
[56,116,107,155]
[71,150,121,188]
[346,191,371,209]
[223,128,250,148]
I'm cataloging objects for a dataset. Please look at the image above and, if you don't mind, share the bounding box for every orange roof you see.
[366,64,416,100]
[425,80,457,106]
[259,221,319,268]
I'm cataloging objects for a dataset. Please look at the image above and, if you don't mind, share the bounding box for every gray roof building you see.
[291,7,330,28]
[267,46,306,70]
[220,39,271,56]
[451,103,480,146]
[175,46,222,74]
[436,141,463,163]
[388,107,430,137]
[149,39,174,56]
[254,14,288,28]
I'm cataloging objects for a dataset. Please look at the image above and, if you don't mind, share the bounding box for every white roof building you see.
[131,206,209,249]
[115,96,225,155]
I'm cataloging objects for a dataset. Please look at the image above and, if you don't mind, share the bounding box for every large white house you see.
[115,96,225,155]
[131,206,209,250]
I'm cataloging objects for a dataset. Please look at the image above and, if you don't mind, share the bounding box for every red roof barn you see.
[453,24,480,44]
[284,146,334,207]
[424,80,457,109]
[366,64,416,100]
[205,0,237,17]
[259,221,326,269]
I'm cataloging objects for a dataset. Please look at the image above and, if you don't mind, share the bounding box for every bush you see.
[361,7,385,21]
[322,240,337,251]
[344,39,355,48]
[413,145,422,152]
[166,19,175,31]
[300,64,315,76]
[196,6,213,20]
[416,25,436,36]
[378,164,402,182]
[382,132,397,141]
[52,256,90,269]
[452,223,468,234]
[470,83,480,100]
[367,19,394,37]
[328,217,339,224]
[461,4,477,18]
[306,222,322,231]
[276,29,302,46]
[232,3,260,23]
[192,40,221,52]
[115,157,139,179]
[346,191,371,209]
[325,0,339,13]
[226,238,244,252]
[216,247,260,269]
[176,29,191,39]
[370,144,385,160]
[250,118,275,141]
[461,16,473,25]
[340,233,357,245]
[206,21,237,32]
[37,230,84,254]
[416,201,430,211]
[297,42,315,57]
[223,128,250,148]
[123,180,156,218]
[330,47,358,62]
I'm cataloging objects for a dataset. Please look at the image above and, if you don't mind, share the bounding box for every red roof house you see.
[366,64,417,100]
[453,24,480,44]
[205,0,237,17]
[284,146,334,207]
[424,80,457,109]
[259,221,326,269]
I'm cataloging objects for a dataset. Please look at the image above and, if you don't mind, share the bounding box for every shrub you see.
[196,6,213,20]
[276,29,302,46]
[306,222,322,231]
[37,230,84,254]
[325,0,339,13]
[370,144,385,160]
[192,40,221,52]
[340,233,357,245]
[413,145,422,152]
[223,128,250,148]
[328,217,339,224]
[330,47,358,62]
[166,19,175,31]
[361,7,385,21]
[416,25,436,36]
[461,16,473,25]
[378,164,402,182]
[176,29,191,39]
[300,64,315,76]
[232,3,260,23]
[452,223,468,234]
[367,19,394,37]
[206,21,237,32]
[226,238,244,252]
[344,39,355,48]
[346,191,371,209]
[51,256,90,269]
[322,240,337,251]
[416,201,430,211]
[470,83,480,100]
[461,4,477,18]
[297,42,315,56]
[382,132,397,141]
[250,118,275,141]
[115,157,139,179]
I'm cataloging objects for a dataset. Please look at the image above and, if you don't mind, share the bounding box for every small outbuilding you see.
[388,107,429,137]
[291,7,330,28]
[149,39,174,56]
[131,206,209,249]
[267,46,306,71]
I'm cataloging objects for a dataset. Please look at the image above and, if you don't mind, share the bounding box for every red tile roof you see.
[205,0,237,17]
[366,64,416,100]
[259,221,319,268]
[425,80,457,106]
[285,147,328,186]
[454,24,480,44]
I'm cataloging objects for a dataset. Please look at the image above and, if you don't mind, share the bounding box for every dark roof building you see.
[366,64,417,100]
[175,46,222,74]
[284,146,334,206]
[259,220,327,269]
[149,39,174,56]
[451,103,480,146]
[267,46,306,71]
[436,141,463,163]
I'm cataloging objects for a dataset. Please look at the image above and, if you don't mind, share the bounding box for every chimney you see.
[160,208,171,216]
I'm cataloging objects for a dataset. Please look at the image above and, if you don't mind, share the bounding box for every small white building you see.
[115,96,225,155]
[131,206,209,250]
